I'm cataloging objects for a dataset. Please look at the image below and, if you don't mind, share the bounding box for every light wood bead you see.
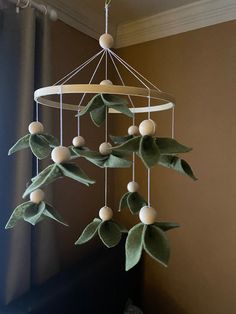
[100,80,113,85]
[127,181,139,193]
[30,189,45,204]
[99,142,112,155]
[72,136,85,147]
[139,206,157,225]
[128,125,139,136]
[99,206,113,221]
[51,146,71,163]
[99,33,114,49]
[28,121,44,134]
[139,119,156,136]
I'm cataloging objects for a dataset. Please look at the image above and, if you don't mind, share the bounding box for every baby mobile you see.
[6,0,197,271]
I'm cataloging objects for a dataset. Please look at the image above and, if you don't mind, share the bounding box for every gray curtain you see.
[0,7,59,305]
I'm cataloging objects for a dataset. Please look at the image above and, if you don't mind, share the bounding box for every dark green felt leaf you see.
[5,201,34,229]
[90,104,106,127]
[103,154,132,168]
[101,94,128,106]
[98,221,122,248]
[127,192,147,214]
[113,136,141,154]
[24,201,45,225]
[158,155,197,180]
[110,135,133,144]
[58,163,95,186]
[23,164,62,198]
[8,134,30,155]
[113,221,128,233]
[29,134,51,159]
[139,135,160,168]
[44,203,69,226]
[143,225,170,267]
[108,103,133,118]
[72,147,105,160]
[156,138,192,154]
[119,192,130,211]
[79,94,104,116]
[125,223,145,271]
[154,222,180,231]
[75,218,101,245]
[40,133,59,147]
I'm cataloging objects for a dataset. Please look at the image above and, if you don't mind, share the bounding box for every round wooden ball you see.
[127,181,139,193]
[99,206,113,221]
[99,33,114,49]
[128,125,139,136]
[28,121,44,134]
[30,189,45,204]
[139,206,157,225]
[99,142,112,155]
[72,136,85,147]
[51,146,71,163]
[139,119,156,136]
[100,79,113,85]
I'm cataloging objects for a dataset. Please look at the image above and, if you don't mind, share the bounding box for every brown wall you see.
[112,20,236,314]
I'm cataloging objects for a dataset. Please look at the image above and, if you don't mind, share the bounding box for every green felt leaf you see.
[23,164,62,198]
[154,222,180,231]
[8,134,30,155]
[103,154,132,168]
[119,192,130,212]
[5,201,35,229]
[156,138,192,154]
[75,218,101,245]
[143,225,170,267]
[44,203,69,226]
[58,163,95,186]
[113,136,141,154]
[23,201,45,225]
[110,135,133,144]
[108,103,133,118]
[71,147,105,160]
[113,221,128,233]
[125,223,145,271]
[79,94,104,116]
[98,221,122,248]
[127,192,147,214]
[90,104,106,126]
[29,134,51,159]
[139,135,160,168]
[158,155,198,180]
[101,94,128,106]
[40,133,59,147]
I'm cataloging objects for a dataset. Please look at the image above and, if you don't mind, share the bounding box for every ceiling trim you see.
[115,0,236,48]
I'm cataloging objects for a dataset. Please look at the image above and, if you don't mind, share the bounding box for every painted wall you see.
[111,20,236,314]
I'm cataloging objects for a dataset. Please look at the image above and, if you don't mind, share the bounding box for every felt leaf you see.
[98,221,122,248]
[86,157,108,168]
[44,203,69,226]
[103,154,132,168]
[101,94,128,106]
[139,135,160,168]
[108,103,133,118]
[8,134,30,155]
[5,201,35,229]
[158,155,198,180]
[154,222,180,231]
[113,136,141,154]
[23,201,45,225]
[79,94,104,116]
[113,221,128,233]
[156,138,192,154]
[29,134,51,159]
[110,135,133,144]
[127,192,147,214]
[40,133,59,147]
[90,105,106,127]
[119,192,130,211]
[75,218,101,245]
[143,225,170,267]
[58,163,95,186]
[125,223,145,271]
[72,148,106,160]
[23,164,62,198]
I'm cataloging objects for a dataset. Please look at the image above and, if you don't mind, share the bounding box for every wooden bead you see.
[100,80,113,85]
[51,146,71,163]
[72,136,85,147]
[99,206,113,221]
[99,33,114,49]
[28,121,44,134]
[30,189,44,204]
[127,181,139,193]
[139,206,157,225]
[139,119,156,136]
[128,125,139,136]
[99,142,112,155]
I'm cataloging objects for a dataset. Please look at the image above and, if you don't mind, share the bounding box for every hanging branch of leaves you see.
[119,191,147,214]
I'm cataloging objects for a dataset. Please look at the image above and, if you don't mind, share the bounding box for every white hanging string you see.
[147,93,151,207]
[35,101,39,175]
[59,86,63,146]
[104,31,109,206]
[105,3,109,34]
[171,106,175,139]
[77,110,80,136]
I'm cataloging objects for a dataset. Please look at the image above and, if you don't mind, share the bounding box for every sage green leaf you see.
[24,201,45,225]
[44,203,69,226]
[119,192,130,211]
[143,225,170,267]
[127,192,147,214]
[79,94,104,116]
[75,218,101,245]
[101,94,128,106]
[139,135,160,168]
[5,201,34,229]
[40,133,59,147]
[158,155,197,180]
[110,135,133,144]
[113,136,141,154]
[98,221,122,248]
[156,138,192,154]
[108,103,133,118]
[90,105,106,127]
[125,223,145,271]
[29,134,51,159]
[8,134,30,155]
[23,164,62,198]
[154,222,180,231]
[86,157,108,167]
[58,163,95,186]
[71,147,105,160]
[113,221,128,233]
[103,154,132,168]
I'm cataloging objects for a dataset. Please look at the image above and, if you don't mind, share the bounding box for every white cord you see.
[171,106,175,139]
[59,86,63,146]
[148,169,151,207]
[36,100,39,175]
[105,3,109,34]
[77,110,80,136]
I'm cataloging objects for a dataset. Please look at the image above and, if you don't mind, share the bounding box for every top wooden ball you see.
[28,121,44,134]
[139,119,156,136]
[99,33,114,49]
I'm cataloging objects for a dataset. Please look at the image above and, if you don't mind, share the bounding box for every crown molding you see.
[115,0,236,48]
